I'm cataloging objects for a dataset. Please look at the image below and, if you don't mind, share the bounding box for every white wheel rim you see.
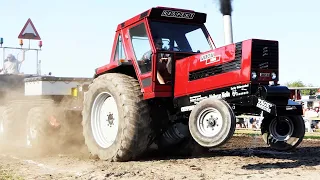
[29,124,37,139]
[269,117,294,141]
[91,92,119,149]
[196,107,223,137]
[27,121,37,146]
[0,120,3,135]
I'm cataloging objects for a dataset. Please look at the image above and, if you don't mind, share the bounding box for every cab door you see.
[122,21,154,99]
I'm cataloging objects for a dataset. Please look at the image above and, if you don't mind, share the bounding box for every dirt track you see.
[1,135,320,180]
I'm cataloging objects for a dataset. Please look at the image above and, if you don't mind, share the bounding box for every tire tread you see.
[82,73,152,162]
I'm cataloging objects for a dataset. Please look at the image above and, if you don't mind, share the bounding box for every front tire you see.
[261,115,305,151]
[189,98,236,148]
[82,73,153,162]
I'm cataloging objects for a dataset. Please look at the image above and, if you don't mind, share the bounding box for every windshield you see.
[148,21,214,53]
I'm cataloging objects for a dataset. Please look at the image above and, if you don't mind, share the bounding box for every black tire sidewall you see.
[261,115,305,151]
[189,98,235,147]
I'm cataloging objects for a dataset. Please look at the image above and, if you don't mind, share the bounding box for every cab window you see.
[113,34,126,63]
[128,23,152,74]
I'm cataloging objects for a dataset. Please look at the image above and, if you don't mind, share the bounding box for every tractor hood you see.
[188,44,237,74]
[175,42,242,82]
[174,41,246,97]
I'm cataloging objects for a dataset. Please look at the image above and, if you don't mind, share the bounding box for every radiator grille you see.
[251,39,278,70]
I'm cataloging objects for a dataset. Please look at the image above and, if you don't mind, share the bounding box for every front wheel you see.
[261,115,305,151]
[188,98,236,148]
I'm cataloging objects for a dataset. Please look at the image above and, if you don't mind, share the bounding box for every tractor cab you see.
[96,7,215,99]
[129,7,215,98]
[147,20,215,86]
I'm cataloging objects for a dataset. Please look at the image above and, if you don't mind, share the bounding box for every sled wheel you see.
[26,106,63,155]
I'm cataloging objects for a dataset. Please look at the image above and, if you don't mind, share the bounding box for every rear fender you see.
[276,99,303,116]
[95,64,137,80]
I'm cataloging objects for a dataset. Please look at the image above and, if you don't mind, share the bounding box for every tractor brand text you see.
[161,10,195,19]
[199,52,221,65]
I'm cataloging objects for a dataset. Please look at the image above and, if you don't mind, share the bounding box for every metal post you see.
[36,50,39,75]
[38,59,41,75]
[2,48,5,69]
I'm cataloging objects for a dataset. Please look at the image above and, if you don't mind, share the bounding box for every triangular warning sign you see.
[18,18,41,40]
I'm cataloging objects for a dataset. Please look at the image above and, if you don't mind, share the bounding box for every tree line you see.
[285,80,318,95]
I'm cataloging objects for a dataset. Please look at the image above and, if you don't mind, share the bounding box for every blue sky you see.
[1,0,319,86]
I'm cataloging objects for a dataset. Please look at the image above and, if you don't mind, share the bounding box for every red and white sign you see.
[200,52,221,65]
[18,18,41,40]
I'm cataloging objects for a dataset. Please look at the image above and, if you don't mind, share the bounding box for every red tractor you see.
[81,6,305,161]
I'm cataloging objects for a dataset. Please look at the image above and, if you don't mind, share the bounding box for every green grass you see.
[234,129,320,140]
[0,168,24,180]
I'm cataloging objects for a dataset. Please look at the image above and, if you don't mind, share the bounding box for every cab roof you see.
[116,6,207,31]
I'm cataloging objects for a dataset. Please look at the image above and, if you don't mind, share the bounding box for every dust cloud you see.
[0,86,89,159]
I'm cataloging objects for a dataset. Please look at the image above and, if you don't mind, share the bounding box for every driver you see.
[141,37,172,84]
[0,54,24,74]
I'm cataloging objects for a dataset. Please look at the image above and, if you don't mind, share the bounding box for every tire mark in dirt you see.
[1,154,57,172]
[1,136,320,179]
[0,153,86,178]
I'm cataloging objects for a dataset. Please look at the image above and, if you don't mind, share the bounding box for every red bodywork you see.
[95,7,278,100]
[175,41,250,97]
[174,39,277,97]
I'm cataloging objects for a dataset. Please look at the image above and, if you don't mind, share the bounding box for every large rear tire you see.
[261,115,305,151]
[82,73,153,162]
[189,98,236,148]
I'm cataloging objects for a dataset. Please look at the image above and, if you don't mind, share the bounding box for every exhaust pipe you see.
[223,15,233,45]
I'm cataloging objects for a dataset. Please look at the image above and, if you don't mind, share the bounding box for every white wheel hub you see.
[91,92,119,149]
[197,107,223,137]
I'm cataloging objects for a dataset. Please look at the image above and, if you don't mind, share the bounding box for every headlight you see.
[251,71,257,79]
[271,72,277,79]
